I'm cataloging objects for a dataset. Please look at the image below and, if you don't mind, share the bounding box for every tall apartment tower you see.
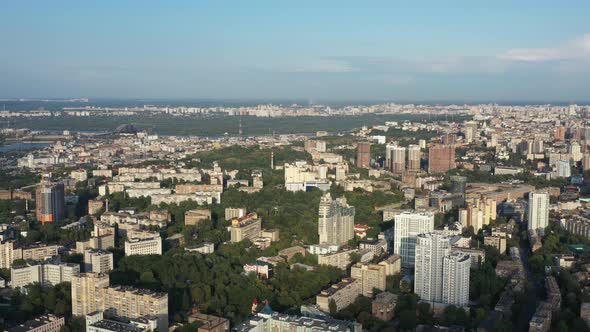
[393,211,435,267]
[528,191,550,234]
[71,272,110,316]
[463,121,478,143]
[428,145,456,174]
[318,193,355,246]
[35,182,65,224]
[356,142,371,168]
[442,252,471,306]
[385,144,395,171]
[414,233,451,303]
[406,145,421,171]
[392,146,407,173]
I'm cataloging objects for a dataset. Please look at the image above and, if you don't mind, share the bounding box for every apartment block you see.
[350,263,386,297]
[230,213,262,243]
[84,249,114,274]
[316,278,361,313]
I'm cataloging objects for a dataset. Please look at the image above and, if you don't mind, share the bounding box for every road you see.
[514,238,542,331]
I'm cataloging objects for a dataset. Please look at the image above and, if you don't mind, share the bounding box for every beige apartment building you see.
[316,278,361,313]
[230,213,262,243]
[185,209,212,226]
[71,273,168,332]
[350,263,386,297]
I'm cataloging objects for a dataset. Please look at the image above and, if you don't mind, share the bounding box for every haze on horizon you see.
[1,1,589,102]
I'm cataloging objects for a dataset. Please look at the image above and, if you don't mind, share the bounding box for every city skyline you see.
[1,1,590,101]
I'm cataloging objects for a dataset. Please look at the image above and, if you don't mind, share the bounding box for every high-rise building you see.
[406,145,421,171]
[71,273,168,332]
[414,233,451,304]
[555,159,571,178]
[554,126,566,141]
[71,272,110,317]
[393,211,435,267]
[414,233,470,306]
[356,142,371,168]
[428,145,456,174]
[450,176,467,195]
[442,252,471,306]
[35,182,65,224]
[528,191,550,234]
[390,145,406,173]
[84,249,114,274]
[570,141,582,162]
[463,121,478,143]
[583,154,590,171]
[318,193,355,246]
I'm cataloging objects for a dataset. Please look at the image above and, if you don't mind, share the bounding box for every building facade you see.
[318,193,355,247]
[393,211,435,267]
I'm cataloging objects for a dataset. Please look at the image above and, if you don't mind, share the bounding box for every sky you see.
[1,1,590,102]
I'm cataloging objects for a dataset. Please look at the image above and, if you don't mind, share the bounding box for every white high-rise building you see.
[414,233,451,303]
[555,159,571,178]
[570,141,583,162]
[528,191,550,234]
[442,252,471,306]
[393,211,435,267]
[318,193,355,246]
[414,233,470,306]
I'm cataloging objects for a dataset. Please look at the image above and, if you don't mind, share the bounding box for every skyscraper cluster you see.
[414,233,470,306]
[385,143,421,173]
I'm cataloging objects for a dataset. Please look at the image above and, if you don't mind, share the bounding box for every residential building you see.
[356,142,371,168]
[7,314,65,332]
[318,193,355,246]
[393,210,435,267]
[484,235,507,255]
[35,182,65,224]
[372,291,397,321]
[316,278,361,313]
[71,273,168,332]
[414,233,451,304]
[350,263,386,297]
[187,312,230,332]
[84,249,114,274]
[0,241,59,269]
[529,301,552,332]
[230,213,262,243]
[415,233,470,306]
[185,209,211,226]
[407,145,421,171]
[317,249,357,270]
[528,191,549,234]
[233,306,361,332]
[561,215,590,239]
[442,252,471,306]
[11,260,80,288]
[125,232,162,256]
[428,145,456,174]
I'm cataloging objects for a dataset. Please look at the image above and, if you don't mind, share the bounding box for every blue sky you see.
[1,1,589,102]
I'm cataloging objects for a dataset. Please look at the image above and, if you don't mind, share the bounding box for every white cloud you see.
[499,33,590,62]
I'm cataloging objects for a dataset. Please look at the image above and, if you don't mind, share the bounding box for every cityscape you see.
[1,1,590,332]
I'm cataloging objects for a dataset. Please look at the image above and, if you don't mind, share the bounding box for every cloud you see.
[498,33,590,62]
